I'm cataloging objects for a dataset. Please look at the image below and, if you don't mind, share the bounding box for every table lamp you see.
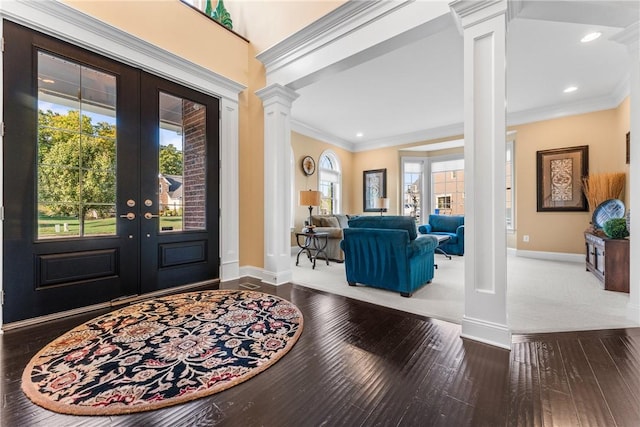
[375,197,389,216]
[299,189,322,232]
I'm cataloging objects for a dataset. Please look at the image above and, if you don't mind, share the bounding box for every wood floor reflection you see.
[2,278,639,426]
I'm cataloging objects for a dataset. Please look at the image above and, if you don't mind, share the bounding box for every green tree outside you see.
[159,143,183,175]
[38,109,116,225]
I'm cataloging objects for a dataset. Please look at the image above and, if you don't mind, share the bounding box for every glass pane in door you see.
[158,92,207,232]
[37,52,117,239]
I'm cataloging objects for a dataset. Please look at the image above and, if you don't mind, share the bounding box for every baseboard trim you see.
[1,279,219,332]
[461,316,512,350]
[627,302,640,325]
[221,260,240,281]
[2,302,112,332]
[238,265,292,286]
[260,268,293,285]
[239,265,265,280]
[514,249,583,263]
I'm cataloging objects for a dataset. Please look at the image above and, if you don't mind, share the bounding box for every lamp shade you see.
[374,197,389,210]
[299,190,322,206]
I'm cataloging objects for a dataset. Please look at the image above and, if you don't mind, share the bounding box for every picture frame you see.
[626,131,630,164]
[363,168,387,212]
[302,155,316,176]
[536,145,589,212]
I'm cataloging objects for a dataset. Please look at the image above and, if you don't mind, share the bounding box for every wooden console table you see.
[584,231,629,293]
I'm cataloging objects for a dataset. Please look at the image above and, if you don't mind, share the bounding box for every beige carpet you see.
[291,252,638,333]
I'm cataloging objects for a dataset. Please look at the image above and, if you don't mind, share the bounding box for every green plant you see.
[603,218,629,239]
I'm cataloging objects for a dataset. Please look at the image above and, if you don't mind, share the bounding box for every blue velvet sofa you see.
[340,216,438,297]
[418,214,465,256]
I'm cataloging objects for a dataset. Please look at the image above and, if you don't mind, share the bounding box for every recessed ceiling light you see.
[581,32,601,43]
[356,132,364,138]
[563,86,578,93]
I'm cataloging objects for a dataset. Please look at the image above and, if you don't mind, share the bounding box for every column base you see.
[461,316,511,350]
[260,268,293,286]
[627,302,640,325]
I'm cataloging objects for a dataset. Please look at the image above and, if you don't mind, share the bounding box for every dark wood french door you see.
[3,21,219,324]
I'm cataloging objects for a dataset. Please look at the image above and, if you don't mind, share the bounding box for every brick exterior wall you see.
[182,100,207,230]
[159,178,170,208]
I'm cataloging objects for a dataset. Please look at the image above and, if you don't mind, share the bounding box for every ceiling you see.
[289,1,638,152]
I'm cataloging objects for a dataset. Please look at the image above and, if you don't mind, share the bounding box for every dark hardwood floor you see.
[2,278,639,426]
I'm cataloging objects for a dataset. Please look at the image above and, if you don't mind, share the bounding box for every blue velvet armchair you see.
[418,214,465,256]
[340,216,438,297]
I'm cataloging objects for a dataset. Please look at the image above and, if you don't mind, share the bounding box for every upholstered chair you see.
[418,214,465,256]
[340,216,438,297]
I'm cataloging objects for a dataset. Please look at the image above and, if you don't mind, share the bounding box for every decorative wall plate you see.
[592,198,625,229]
[302,156,316,176]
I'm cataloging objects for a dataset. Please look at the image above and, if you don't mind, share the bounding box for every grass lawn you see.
[38,216,183,237]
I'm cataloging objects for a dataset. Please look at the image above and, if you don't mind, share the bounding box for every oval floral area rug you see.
[21,289,303,415]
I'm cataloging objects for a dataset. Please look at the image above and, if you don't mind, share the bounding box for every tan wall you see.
[291,132,354,232]
[511,100,630,254]
[352,147,401,216]
[617,98,631,203]
[239,46,266,267]
[226,0,346,52]
[63,0,250,85]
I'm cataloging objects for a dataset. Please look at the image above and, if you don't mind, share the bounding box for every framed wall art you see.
[536,145,589,212]
[626,131,630,164]
[363,168,387,212]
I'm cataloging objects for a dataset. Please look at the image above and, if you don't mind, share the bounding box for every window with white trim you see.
[318,151,341,214]
[506,139,515,231]
[402,159,424,221]
[431,157,465,215]
[437,195,452,209]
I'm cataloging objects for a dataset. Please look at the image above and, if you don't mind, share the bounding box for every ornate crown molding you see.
[255,84,300,108]
[450,0,509,32]
[256,0,413,74]
[291,88,628,153]
[611,21,640,55]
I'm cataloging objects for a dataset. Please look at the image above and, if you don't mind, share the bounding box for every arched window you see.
[318,150,341,214]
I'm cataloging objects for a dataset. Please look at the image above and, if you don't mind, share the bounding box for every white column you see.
[451,0,511,349]
[220,98,240,281]
[0,18,4,332]
[256,84,299,285]
[613,22,640,324]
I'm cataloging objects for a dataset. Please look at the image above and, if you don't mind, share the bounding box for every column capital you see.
[450,0,519,33]
[611,22,640,58]
[255,83,300,108]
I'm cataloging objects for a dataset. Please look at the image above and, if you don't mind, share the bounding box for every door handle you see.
[120,212,136,220]
[144,212,160,220]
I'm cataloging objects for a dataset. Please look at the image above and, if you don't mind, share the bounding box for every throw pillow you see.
[335,214,349,228]
[324,216,340,228]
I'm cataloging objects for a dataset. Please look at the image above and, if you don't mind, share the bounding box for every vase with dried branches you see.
[582,172,626,226]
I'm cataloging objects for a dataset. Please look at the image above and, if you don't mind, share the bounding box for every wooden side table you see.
[584,232,629,293]
[295,232,330,269]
